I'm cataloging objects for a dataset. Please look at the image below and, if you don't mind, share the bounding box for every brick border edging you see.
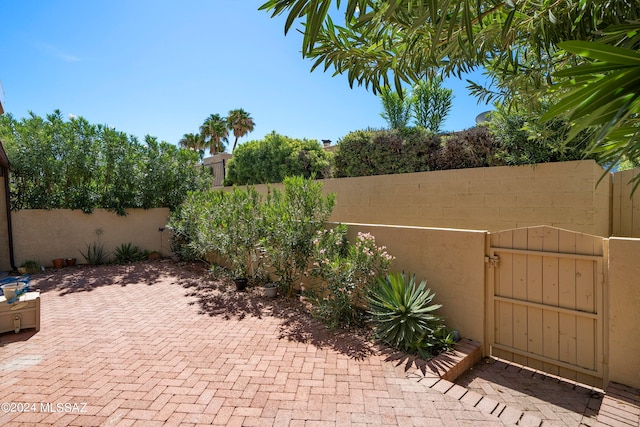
[415,338,545,426]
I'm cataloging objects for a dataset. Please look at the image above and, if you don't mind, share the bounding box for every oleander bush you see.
[307,224,394,328]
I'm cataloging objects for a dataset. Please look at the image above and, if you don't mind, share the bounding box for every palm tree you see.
[178,133,205,158]
[200,114,228,155]
[227,109,255,152]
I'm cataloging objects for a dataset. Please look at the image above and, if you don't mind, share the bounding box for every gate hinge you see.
[485,255,499,267]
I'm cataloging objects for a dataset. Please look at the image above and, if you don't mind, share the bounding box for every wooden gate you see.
[486,226,607,388]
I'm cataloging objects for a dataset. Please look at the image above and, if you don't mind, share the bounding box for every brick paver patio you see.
[0,262,637,426]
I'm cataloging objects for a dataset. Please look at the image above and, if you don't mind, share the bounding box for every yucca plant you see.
[80,242,110,266]
[113,243,146,264]
[367,272,453,358]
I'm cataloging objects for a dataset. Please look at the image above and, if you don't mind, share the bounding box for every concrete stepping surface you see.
[0,262,636,426]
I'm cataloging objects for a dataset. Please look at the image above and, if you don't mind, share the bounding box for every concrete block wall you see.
[322,160,611,236]
[243,160,612,236]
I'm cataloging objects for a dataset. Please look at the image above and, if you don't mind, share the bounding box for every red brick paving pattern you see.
[455,356,603,426]
[0,262,507,426]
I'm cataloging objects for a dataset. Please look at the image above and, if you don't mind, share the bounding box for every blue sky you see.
[0,0,490,152]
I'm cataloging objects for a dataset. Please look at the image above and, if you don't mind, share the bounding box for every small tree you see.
[379,87,411,130]
[412,76,453,133]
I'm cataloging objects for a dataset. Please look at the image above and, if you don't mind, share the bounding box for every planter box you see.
[0,292,40,334]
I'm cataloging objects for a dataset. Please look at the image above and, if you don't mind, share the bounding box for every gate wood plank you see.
[495,230,514,361]
[558,229,578,381]
[576,234,598,385]
[526,227,544,370]
[512,228,529,366]
[542,227,560,375]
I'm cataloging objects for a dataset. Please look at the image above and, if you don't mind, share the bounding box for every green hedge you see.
[224,132,331,185]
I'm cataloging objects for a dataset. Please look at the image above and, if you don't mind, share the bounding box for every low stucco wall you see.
[338,222,487,344]
[607,237,640,389]
[12,208,172,268]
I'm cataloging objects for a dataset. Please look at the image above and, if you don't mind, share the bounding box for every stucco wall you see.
[338,222,487,343]
[12,208,171,268]
[244,160,611,236]
[0,175,10,271]
[607,237,640,389]
[611,168,640,238]
[324,160,610,235]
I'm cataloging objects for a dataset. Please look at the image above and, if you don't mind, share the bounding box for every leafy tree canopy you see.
[224,131,331,185]
[0,110,211,215]
[260,1,640,180]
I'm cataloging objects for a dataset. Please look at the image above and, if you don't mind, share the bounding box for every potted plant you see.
[263,282,278,298]
[65,258,77,267]
[52,258,65,269]
[18,260,40,275]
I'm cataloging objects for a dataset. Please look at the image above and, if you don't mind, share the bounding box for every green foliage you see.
[19,260,40,274]
[261,176,335,296]
[412,77,453,133]
[214,188,265,278]
[429,126,499,170]
[224,132,332,185]
[200,113,228,155]
[0,111,210,215]
[227,108,255,152]
[307,225,394,329]
[262,0,640,187]
[333,128,437,178]
[379,87,412,130]
[167,190,225,262]
[113,243,147,264]
[367,272,453,359]
[544,38,640,187]
[79,242,110,266]
[168,177,334,289]
[489,106,591,166]
[261,1,639,98]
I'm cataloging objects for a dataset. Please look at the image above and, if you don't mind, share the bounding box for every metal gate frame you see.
[484,226,608,388]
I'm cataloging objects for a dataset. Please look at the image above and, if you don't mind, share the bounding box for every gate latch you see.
[485,255,499,268]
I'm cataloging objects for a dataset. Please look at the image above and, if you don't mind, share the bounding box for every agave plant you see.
[367,272,452,358]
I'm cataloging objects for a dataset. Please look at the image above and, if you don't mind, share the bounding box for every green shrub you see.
[224,132,331,185]
[168,177,334,289]
[167,190,226,262]
[80,242,110,265]
[488,105,591,165]
[367,272,453,358]
[261,176,335,296]
[307,224,394,328]
[113,243,147,264]
[428,126,500,170]
[333,128,438,177]
[0,111,210,215]
[214,188,265,278]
